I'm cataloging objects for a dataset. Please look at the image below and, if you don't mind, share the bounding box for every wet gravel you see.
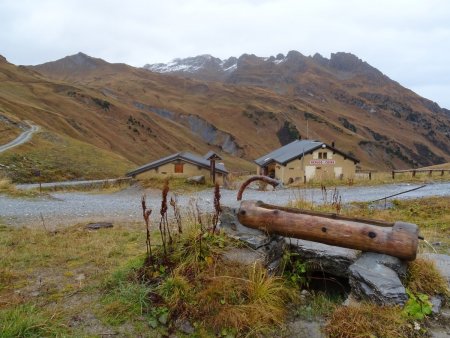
[1,182,449,228]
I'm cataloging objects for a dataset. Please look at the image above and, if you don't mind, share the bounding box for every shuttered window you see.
[174,163,184,173]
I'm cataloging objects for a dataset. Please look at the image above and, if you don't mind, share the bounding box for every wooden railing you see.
[391,169,450,179]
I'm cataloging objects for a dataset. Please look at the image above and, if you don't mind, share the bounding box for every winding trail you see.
[0,122,39,153]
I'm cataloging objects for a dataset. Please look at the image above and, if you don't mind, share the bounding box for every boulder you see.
[286,238,360,277]
[349,252,408,305]
[186,175,205,184]
[219,206,270,249]
[218,206,285,271]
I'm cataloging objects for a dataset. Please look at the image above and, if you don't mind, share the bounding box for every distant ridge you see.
[1,49,448,174]
[144,51,387,85]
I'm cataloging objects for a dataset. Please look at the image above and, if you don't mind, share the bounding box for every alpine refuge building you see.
[255,140,359,184]
[126,151,228,185]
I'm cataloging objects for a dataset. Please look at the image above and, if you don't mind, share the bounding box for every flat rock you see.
[358,252,407,279]
[186,175,205,184]
[286,319,325,338]
[222,247,265,266]
[85,222,113,230]
[431,295,444,315]
[286,238,360,277]
[349,252,407,306]
[219,206,270,249]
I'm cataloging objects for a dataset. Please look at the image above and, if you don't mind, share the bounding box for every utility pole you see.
[306,119,309,139]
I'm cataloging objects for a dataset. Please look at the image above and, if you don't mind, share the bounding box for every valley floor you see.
[1,181,450,229]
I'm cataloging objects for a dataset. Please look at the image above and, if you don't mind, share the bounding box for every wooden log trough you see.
[236,176,420,261]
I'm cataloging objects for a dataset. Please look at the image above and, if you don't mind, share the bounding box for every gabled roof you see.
[203,150,222,160]
[126,151,228,177]
[254,140,359,166]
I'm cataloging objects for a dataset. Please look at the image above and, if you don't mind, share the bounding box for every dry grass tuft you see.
[193,263,296,335]
[407,258,449,296]
[325,303,414,338]
[0,174,40,197]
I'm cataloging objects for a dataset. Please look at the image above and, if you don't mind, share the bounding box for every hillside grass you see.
[0,121,21,145]
[0,130,136,183]
[420,162,450,170]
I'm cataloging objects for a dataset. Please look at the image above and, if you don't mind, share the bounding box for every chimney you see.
[331,141,335,148]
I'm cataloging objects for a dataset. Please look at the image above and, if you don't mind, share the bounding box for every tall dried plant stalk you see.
[212,183,222,233]
[195,200,203,231]
[159,179,173,255]
[170,195,182,234]
[141,195,153,260]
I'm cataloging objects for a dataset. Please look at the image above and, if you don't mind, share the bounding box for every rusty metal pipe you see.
[236,175,280,201]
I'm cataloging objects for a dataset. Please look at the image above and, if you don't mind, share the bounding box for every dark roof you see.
[126,151,228,177]
[254,140,359,166]
[203,151,222,160]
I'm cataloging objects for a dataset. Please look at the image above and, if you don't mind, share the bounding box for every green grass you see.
[289,170,450,189]
[0,303,67,337]
[294,291,343,321]
[0,130,135,183]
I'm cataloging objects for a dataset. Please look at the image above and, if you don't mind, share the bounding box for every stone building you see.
[126,151,228,185]
[255,140,359,184]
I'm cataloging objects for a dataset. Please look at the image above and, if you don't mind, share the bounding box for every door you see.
[305,166,315,181]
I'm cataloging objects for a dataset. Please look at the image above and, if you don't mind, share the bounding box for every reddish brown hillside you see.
[1,50,448,174]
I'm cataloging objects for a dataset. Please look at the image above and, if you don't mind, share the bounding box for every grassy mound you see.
[0,130,135,183]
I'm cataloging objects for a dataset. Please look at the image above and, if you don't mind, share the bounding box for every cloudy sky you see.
[1,0,449,108]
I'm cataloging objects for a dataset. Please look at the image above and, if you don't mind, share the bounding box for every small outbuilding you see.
[126,151,228,185]
[255,140,359,184]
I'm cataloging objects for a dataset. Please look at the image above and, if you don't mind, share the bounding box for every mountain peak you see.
[30,52,110,77]
[329,52,382,76]
[62,52,108,69]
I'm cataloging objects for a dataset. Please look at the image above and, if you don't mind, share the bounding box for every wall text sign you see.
[310,160,336,165]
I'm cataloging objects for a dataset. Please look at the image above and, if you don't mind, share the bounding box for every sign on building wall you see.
[309,160,336,165]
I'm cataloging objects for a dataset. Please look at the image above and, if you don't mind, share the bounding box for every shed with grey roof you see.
[126,151,228,185]
[255,140,359,184]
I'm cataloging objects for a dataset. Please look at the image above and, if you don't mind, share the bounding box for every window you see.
[174,163,184,173]
[318,152,328,159]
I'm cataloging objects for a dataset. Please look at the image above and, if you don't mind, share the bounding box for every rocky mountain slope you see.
[143,51,450,168]
[1,50,449,179]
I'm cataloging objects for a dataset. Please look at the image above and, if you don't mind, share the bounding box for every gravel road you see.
[1,182,449,228]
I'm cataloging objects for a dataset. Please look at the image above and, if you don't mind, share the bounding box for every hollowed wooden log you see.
[237,200,419,261]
